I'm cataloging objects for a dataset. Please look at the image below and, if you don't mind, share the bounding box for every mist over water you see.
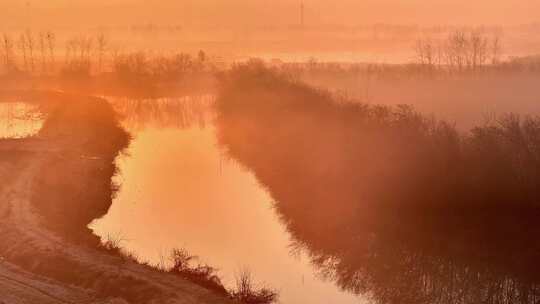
[213,66,540,304]
[90,97,362,304]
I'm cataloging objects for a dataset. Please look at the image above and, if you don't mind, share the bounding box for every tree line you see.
[414,28,503,72]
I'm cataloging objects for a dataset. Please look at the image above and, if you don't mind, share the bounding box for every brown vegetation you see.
[414,28,502,71]
[0,89,277,304]
[216,63,540,304]
[0,31,217,97]
[230,269,278,304]
[0,91,235,303]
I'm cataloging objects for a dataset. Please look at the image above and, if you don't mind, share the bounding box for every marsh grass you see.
[230,269,278,304]
[166,249,278,303]
[168,248,228,295]
[95,240,278,304]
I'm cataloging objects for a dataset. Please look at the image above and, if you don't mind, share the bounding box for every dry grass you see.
[229,269,278,304]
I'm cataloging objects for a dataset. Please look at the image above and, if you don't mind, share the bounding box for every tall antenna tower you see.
[300,1,305,28]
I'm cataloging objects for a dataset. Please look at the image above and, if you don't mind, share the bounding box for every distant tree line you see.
[0,30,218,97]
[1,31,57,75]
[0,30,213,78]
[414,28,502,72]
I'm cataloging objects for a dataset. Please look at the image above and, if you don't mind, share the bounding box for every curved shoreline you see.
[0,91,233,304]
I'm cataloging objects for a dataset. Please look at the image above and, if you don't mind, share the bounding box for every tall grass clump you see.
[230,269,278,304]
[167,248,277,304]
[168,248,228,295]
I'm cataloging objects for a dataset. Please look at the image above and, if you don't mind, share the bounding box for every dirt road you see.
[0,93,234,304]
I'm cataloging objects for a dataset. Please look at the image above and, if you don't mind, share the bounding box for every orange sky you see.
[2,0,539,28]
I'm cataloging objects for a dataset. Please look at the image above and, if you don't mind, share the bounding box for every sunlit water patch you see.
[90,96,364,304]
[0,102,44,138]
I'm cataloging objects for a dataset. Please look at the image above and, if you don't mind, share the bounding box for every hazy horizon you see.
[2,0,539,28]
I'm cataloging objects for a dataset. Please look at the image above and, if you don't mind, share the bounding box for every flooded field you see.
[90,97,363,304]
[0,102,43,139]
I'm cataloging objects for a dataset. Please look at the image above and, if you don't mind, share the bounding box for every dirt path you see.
[0,146,100,303]
[0,136,233,302]
[0,262,98,304]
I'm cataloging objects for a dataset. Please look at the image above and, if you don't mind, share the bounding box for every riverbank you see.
[216,63,540,303]
[0,91,234,303]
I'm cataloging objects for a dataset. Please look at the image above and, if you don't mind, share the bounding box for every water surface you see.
[0,102,43,139]
[90,97,363,304]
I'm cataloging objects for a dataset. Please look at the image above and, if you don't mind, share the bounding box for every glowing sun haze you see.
[2,0,539,27]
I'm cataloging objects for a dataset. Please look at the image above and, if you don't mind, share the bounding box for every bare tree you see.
[65,38,76,65]
[46,31,56,71]
[25,30,35,73]
[39,32,47,74]
[73,35,94,69]
[1,33,15,72]
[84,36,93,64]
[63,35,94,76]
[18,33,28,72]
[468,29,489,71]
[78,38,84,62]
[417,28,502,73]
[491,31,502,65]
[448,30,468,72]
[435,41,444,69]
[415,37,436,70]
[96,33,107,73]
